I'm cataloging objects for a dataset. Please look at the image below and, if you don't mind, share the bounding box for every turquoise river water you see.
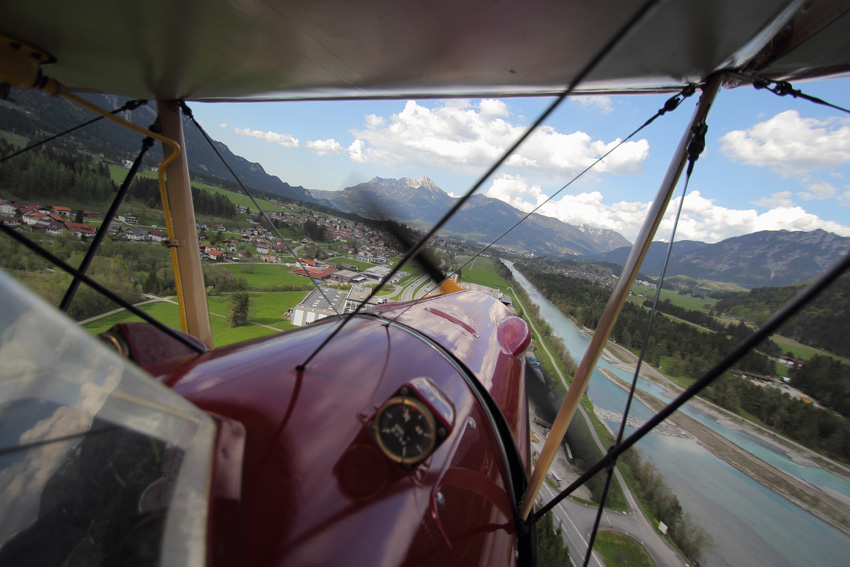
[506,261,850,567]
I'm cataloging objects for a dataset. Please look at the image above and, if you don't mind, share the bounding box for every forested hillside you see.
[513,262,850,463]
[715,274,850,358]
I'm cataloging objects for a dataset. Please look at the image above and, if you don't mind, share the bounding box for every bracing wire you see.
[59,135,154,312]
[579,120,708,567]
[531,242,850,523]
[410,85,696,304]
[0,99,148,164]
[727,72,850,115]
[0,222,205,353]
[296,0,664,371]
[530,76,850,541]
[178,102,344,320]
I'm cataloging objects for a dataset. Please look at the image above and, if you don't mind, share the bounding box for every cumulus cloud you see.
[719,110,850,177]
[347,100,648,178]
[574,95,614,114]
[234,127,299,148]
[755,191,794,208]
[306,138,343,156]
[485,175,850,242]
[797,180,839,201]
[218,123,227,129]
[485,174,546,211]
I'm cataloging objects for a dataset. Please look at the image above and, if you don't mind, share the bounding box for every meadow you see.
[212,263,313,290]
[82,290,308,347]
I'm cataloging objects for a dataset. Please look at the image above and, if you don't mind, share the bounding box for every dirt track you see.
[598,359,850,536]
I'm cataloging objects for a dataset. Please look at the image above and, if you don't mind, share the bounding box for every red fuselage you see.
[146,290,532,566]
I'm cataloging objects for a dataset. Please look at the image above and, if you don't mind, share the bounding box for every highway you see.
[514,289,685,567]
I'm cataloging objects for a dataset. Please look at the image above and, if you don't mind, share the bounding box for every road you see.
[513,288,684,567]
[399,274,432,301]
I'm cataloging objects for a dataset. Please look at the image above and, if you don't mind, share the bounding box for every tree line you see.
[498,260,714,563]
[130,178,236,220]
[514,262,778,376]
[643,297,726,332]
[0,140,116,203]
[619,448,713,565]
[715,274,850,358]
[515,261,850,464]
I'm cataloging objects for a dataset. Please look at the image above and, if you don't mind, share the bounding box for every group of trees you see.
[715,274,850,358]
[0,233,172,321]
[644,297,726,332]
[619,449,713,565]
[702,372,850,461]
[536,512,571,567]
[301,218,331,242]
[515,262,779,377]
[792,355,850,417]
[0,140,116,203]
[515,261,850,464]
[130,178,237,219]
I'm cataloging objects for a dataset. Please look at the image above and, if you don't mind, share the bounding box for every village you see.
[0,196,431,327]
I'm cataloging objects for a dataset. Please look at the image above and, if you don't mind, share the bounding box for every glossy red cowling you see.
[146,290,532,567]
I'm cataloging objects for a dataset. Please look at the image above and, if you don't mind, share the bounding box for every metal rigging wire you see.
[0,97,206,352]
[579,120,708,567]
[530,78,850,549]
[0,221,205,353]
[59,134,155,311]
[296,0,665,371]
[409,85,697,306]
[178,102,344,321]
[0,98,148,164]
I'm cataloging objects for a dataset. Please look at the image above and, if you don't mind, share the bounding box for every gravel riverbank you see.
[597,358,850,536]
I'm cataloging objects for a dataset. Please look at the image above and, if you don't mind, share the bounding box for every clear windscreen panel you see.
[0,271,217,567]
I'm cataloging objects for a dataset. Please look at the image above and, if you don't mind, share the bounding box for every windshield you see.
[0,270,217,567]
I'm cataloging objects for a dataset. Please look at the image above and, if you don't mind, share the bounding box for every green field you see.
[772,333,850,364]
[594,531,656,567]
[212,263,313,290]
[81,290,310,347]
[108,165,286,214]
[327,257,374,270]
[629,284,718,312]
[461,256,510,291]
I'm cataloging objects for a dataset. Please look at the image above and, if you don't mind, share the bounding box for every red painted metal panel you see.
[146,290,528,567]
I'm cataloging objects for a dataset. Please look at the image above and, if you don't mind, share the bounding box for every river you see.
[506,261,850,567]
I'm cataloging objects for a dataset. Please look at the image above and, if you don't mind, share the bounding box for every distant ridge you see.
[0,89,333,207]
[589,229,848,288]
[311,176,632,256]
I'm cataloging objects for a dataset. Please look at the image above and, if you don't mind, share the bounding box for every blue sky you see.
[188,77,850,244]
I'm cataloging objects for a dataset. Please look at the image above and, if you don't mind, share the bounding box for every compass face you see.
[371,396,437,466]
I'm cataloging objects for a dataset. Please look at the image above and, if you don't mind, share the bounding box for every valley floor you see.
[599,342,850,536]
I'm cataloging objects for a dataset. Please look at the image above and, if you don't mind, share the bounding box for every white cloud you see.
[479,99,510,116]
[218,122,227,129]
[347,100,648,178]
[234,127,299,148]
[797,180,838,201]
[755,191,794,208]
[348,140,366,163]
[306,138,342,156]
[574,95,614,114]
[485,174,546,211]
[484,175,850,242]
[719,110,850,177]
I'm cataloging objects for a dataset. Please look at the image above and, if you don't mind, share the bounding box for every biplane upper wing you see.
[2,0,850,101]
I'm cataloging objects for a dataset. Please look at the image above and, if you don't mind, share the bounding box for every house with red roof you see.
[292,266,337,280]
[63,221,98,238]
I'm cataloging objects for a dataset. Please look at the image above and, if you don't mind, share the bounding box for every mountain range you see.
[594,229,849,288]
[2,90,847,289]
[311,176,630,256]
[0,89,330,207]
